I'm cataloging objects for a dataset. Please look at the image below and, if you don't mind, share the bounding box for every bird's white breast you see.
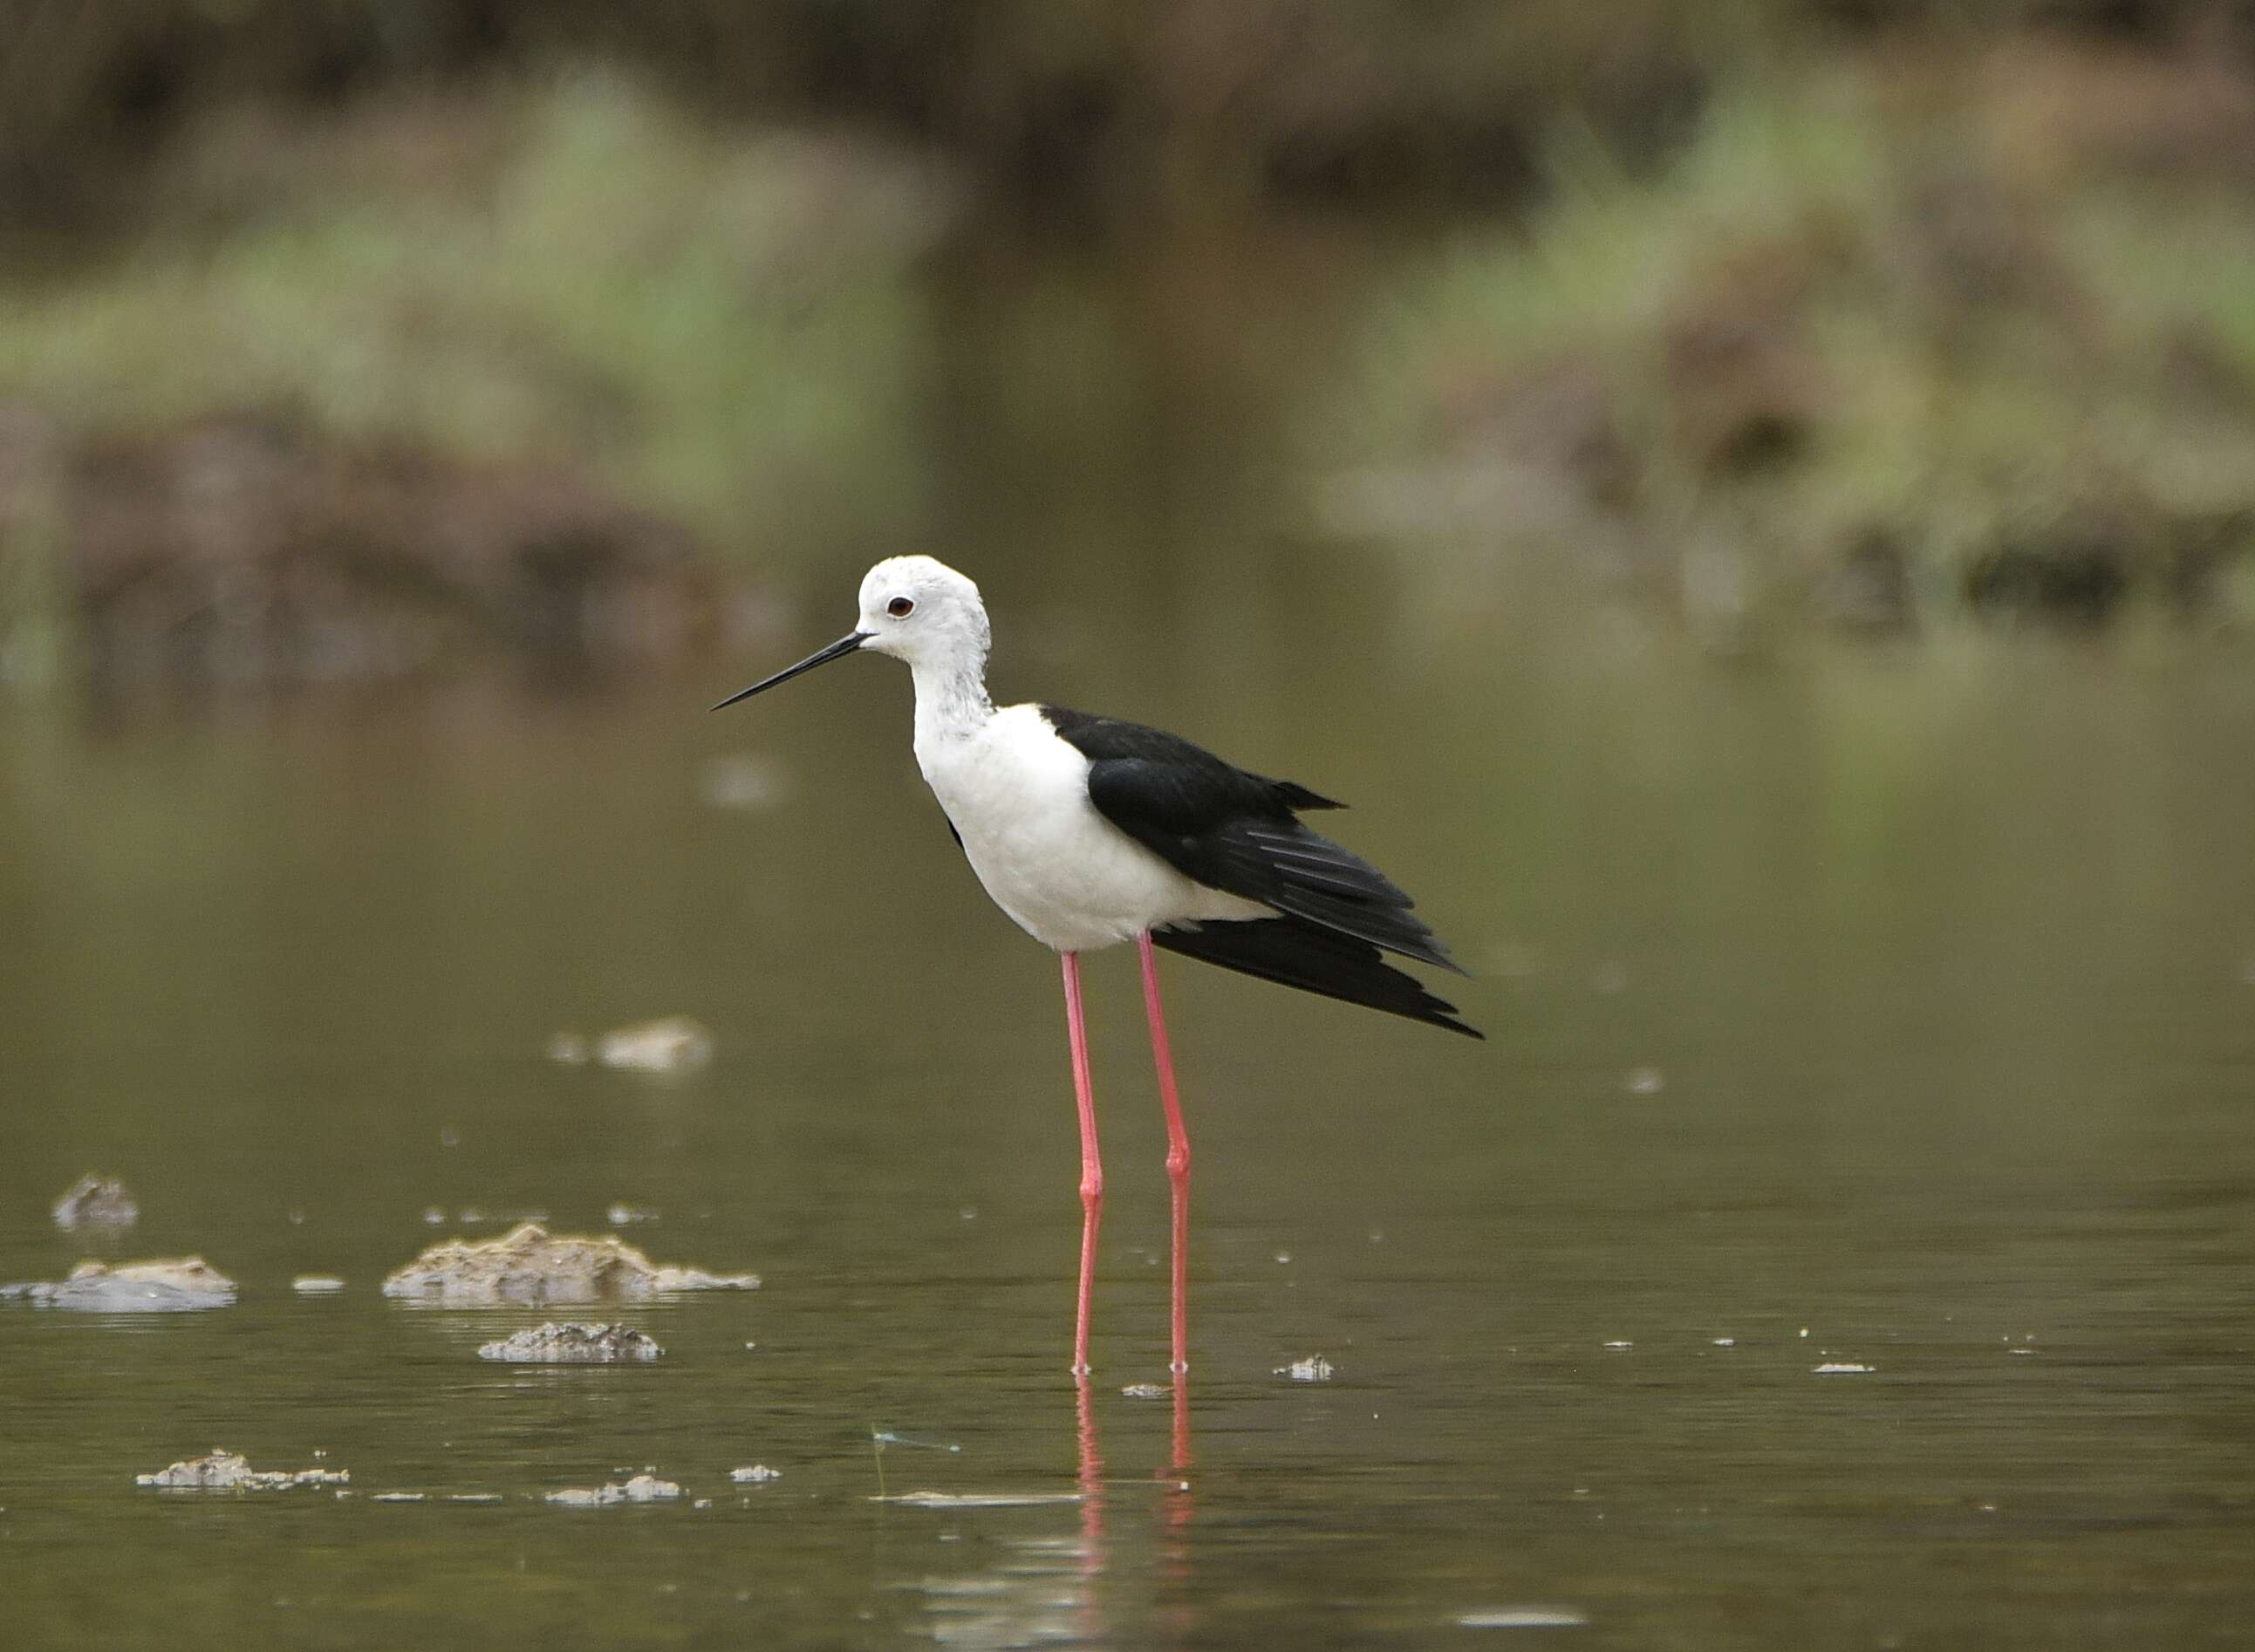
[916,703,1267,952]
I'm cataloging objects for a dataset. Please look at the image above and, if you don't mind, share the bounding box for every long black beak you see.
[711,631,870,710]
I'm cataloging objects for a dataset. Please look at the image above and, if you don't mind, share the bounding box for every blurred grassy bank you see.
[0,74,950,688]
[9,10,2255,692]
[1325,39,2255,639]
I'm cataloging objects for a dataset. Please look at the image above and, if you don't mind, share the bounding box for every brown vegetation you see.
[9,408,715,687]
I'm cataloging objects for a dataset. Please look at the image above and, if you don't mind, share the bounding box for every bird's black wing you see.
[1151,914,1483,1039]
[1039,705,1466,976]
[1038,706,1341,814]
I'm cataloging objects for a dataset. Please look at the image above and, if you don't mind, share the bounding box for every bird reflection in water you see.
[1107,1369,1205,1608]
[908,1375,1195,1648]
[1072,1370,1196,1644]
[1158,1371,1196,1637]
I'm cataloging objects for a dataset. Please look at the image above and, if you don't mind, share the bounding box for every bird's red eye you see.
[887,597,915,618]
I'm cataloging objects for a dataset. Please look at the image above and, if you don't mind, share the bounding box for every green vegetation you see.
[10,12,2255,685]
[1336,53,2255,631]
[0,72,949,563]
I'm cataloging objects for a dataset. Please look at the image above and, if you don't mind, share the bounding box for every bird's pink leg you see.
[1061,951,1103,1376]
[1138,931,1192,1375]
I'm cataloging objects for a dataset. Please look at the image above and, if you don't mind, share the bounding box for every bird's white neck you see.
[910,652,994,754]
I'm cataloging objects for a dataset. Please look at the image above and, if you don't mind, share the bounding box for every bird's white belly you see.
[919,705,1268,952]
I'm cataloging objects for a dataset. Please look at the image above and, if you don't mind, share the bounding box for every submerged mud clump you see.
[545,1474,682,1507]
[3,1256,236,1311]
[51,1174,140,1230]
[476,1321,664,1362]
[596,1016,714,1074]
[876,1491,1084,1509]
[381,1222,756,1305]
[138,1450,347,1491]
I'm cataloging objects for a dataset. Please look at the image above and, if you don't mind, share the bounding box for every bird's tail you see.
[1151,915,1482,1039]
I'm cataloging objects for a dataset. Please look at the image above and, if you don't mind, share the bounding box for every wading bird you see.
[716,557,1477,1376]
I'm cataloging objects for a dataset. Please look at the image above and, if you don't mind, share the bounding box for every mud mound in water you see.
[3,1256,236,1311]
[382,1222,756,1305]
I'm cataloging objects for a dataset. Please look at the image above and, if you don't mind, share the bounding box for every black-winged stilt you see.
[716,556,1478,1376]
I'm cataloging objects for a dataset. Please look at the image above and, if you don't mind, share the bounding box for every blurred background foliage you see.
[6,0,2255,689]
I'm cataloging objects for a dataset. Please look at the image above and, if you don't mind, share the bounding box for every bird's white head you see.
[712,554,991,713]
[854,556,989,672]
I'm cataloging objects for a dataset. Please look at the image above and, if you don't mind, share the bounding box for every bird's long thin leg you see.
[1137,931,1192,1376]
[1061,951,1103,1376]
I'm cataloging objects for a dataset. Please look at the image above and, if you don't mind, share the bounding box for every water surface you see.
[4,590,2254,1648]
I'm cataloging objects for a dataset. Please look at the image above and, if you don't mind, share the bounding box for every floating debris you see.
[292,1276,345,1294]
[137,1450,347,1491]
[546,1474,682,1507]
[1712,1337,1735,1348]
[477,1321,664,1363]
[729,1464,782,1484]
[381,1222,757,1305]
[1274,1355,1335,1382]
[447,1493,503,1505]
[422,1207,447,1225]
[700,753,792,813]
[51,1175,139,1230]
[371,1492,427,1503]
[1813,1362,1876,1375]
[871,1430,960,1454]
[3,1257,236,1312]
[606,1204,659,1226]
[1602,1341,1634,1350]
[1459,1607,1590,1628]
[874,1492,1084,1509]
[597,1016,714,1075]
[1624,1066,1664,1096]
[1120,1382,1169,1400]
[544,1032,591,1066]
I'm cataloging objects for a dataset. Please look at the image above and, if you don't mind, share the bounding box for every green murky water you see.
[4,563,2255,1647]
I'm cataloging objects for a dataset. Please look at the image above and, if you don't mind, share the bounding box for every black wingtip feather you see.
[1236,823,1469,974]
[1152,916,1484,1040]
[1274,782,1346,811]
